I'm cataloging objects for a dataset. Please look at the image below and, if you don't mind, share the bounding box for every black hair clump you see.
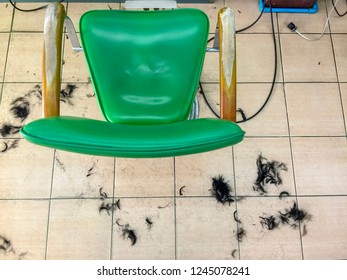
[121,224,137,246]
[10,97,30,122]
[259,215,279,230]
[0,123,22,137]
[210,175,235,205]
[253,154,288,194]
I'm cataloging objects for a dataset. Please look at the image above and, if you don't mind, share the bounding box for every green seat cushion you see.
[20,117,245,158]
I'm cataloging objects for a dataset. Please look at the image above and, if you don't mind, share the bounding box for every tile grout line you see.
[0,5,15,103]
[1,193,347,202]
[200,81,347,85]
[109,156,116,260]
[275,10,305,260]
[44,149,57,260]
[173,156,177,260]
[326,0,347,136]
[231,146,241,260]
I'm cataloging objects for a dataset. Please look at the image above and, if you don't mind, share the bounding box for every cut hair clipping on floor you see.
[157,202,173,209]
[0,235,14,254]
[279,191,290,199]
[210,175,235,205]
[236,227,246,242]
[99,199,120,216]
[233,210,241,224]
[99,187,108,199]
[86,165,95,177]
[145,217,153,230]
[60,84,77,105]
[0,123,22,137]
[259,201,311,235]
[0,235,28,260]
[278,201,311,230]
[116,223,137,246]
[86,160,98,177]
[98,187,120,215]
[253,154,288,194]
[1,139,20,153]
[54,153,66,172]
[259,215,279,230]
[10,97,30,123]
[231,249,238,259]
[6,84,43,127]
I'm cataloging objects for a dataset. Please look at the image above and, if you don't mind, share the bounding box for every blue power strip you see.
[259,0,318,14]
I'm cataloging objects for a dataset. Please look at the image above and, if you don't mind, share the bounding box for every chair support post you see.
[42,3,65,117]
[218,7,236,122]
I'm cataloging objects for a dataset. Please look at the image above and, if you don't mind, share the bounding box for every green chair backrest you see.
[80,9,209,125]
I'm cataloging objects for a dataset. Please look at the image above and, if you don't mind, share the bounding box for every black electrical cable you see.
[8,0,64,13]
[238,2,277,123]
[332,0,347,17]
[199,81,220,118]
[200,0,277,123]
[236,0,266,33]
[206,2,266,44]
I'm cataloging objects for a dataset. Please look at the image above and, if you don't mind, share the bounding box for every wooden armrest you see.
[218,7,236,122]
[42,2,65,117]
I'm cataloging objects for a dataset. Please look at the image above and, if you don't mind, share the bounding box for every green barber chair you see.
[20,2,244,158]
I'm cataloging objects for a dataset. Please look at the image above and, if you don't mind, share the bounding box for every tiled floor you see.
[0,0,347,260]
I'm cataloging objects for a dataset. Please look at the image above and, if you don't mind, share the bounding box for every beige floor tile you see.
[0,83,43,129]
[280,33,337,82]
[236,33,282,83]
[286,83,345,136]
[196,82,289,137]
[202,33,281,83]
[175,146,234,197]
[291,137,347,195]
[196,83,220,118]
[46,198,112,260]
[0,3,13,32]
[59,82,104,120]
[5,33,42,83]
[201,52,219,83]
[0,82,103,125]
[176,197,238,259]
[228,0,278,33]
[66,2,120,33]
[0,200,49,260]
[196,82,220,118]
[115,158,174,197]
[1,0,346,261]
[52,151,114,199]
[0,140,54,199]
[237,83,289,136]
[12,2,59,32]
[332,34,347,83]
[112,197,175,259]
[0,81,106,163]
[277,0,330,34]
[326,0,347,33]
[233,137,295,197]
[299,196,347,259]
[340,83,347,126]
[178,0,224,33]
[0,33,9,82]
[236,197,303,259]
[62,42,90,83]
